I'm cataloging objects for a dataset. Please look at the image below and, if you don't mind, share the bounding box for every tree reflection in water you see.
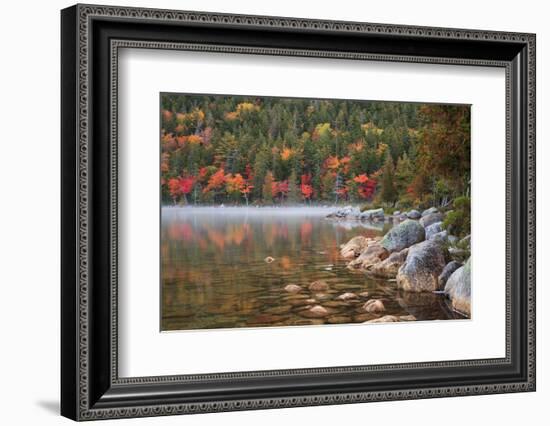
[161,207,460,331]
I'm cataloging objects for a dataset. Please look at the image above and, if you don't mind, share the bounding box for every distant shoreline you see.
[161,204,348,209]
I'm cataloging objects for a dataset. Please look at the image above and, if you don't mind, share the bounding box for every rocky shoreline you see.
[332,205,471,319]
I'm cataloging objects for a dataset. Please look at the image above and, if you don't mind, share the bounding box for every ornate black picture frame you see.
[61,4,536,421]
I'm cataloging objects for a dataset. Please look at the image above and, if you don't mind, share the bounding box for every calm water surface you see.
[161,207,459,331]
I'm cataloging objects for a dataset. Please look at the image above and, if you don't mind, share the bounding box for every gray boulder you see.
[393,210,401,216]
[406,209,421,219]
[438,261,463,289]
[360,208,385,221]
[419,212,444,228]
[348,242,389,270]
[444,257,471,316]
[369,248,409,278]
[396,240,447,292]
[430,230,448,243]
[422,207,439,217]
[340,235,370,259]
[327,205,361,219]
[425,221,443,240]
[380,219,425,253]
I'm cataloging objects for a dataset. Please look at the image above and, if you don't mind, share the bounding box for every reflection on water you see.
[161,207,459,331]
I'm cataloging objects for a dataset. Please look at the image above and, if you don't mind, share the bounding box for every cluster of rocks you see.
[340,206,471,317]
[282,279,416,324]
[327,206,386,222]
[326,205,460,240]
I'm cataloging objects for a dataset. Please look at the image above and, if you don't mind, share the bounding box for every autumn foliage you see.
[160,94,470,207]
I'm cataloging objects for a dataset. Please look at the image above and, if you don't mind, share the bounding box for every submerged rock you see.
[369,248,408,278]
[399,315,417,321]
[444,257,471,316]
[264,305,292,315]
[337,292,358,301]
[313,293,331,301]
[284,284,302,293]
[438,261,463,289]
[327,315,352,324]
[363,299,385,313]
[396,240,447,292]
[395,291,442,319]
[348,242,389,270]
[380,219,425,253]
[419,212,444,228]
[248,314,285,325]
[340,235,370,259]
[323,300,349,308]
[287,298,313,307]
[365,315,399,323]
[308,280,329,291]
[302,305,330,318]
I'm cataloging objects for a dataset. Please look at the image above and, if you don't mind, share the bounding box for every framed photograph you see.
[61,4,536,421]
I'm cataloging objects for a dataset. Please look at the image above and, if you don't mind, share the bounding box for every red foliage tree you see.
[203,168,226,203]
[240,181,254,205]
[167,175,195,204]
[271,180,290,202]
[278,180,289,199]
[167,178,182,203]
[353,174,377,200]
[300,173,314,202]
[180,176,194,196]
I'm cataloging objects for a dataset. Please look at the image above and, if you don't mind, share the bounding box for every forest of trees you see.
[160,94,470,209]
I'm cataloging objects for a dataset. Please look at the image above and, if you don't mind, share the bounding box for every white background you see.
[119,49,505,377]
[0,0,547,425]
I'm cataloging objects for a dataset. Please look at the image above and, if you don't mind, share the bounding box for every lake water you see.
[161,206,460,331]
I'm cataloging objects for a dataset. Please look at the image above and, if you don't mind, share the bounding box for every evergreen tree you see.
[394,152,414,194]
[287,170,301,204]
[262,171,275,204]
[380,152,398,206]
[252,145,270,201]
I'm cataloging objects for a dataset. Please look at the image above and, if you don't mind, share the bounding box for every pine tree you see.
[252,145,270,201]
[394,152,414,194]
[380,152,397,206]
[262,171,275,204]
[287,170,300,204]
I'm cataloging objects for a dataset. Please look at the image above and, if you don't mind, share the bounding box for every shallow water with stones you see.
[161,206,462,331]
